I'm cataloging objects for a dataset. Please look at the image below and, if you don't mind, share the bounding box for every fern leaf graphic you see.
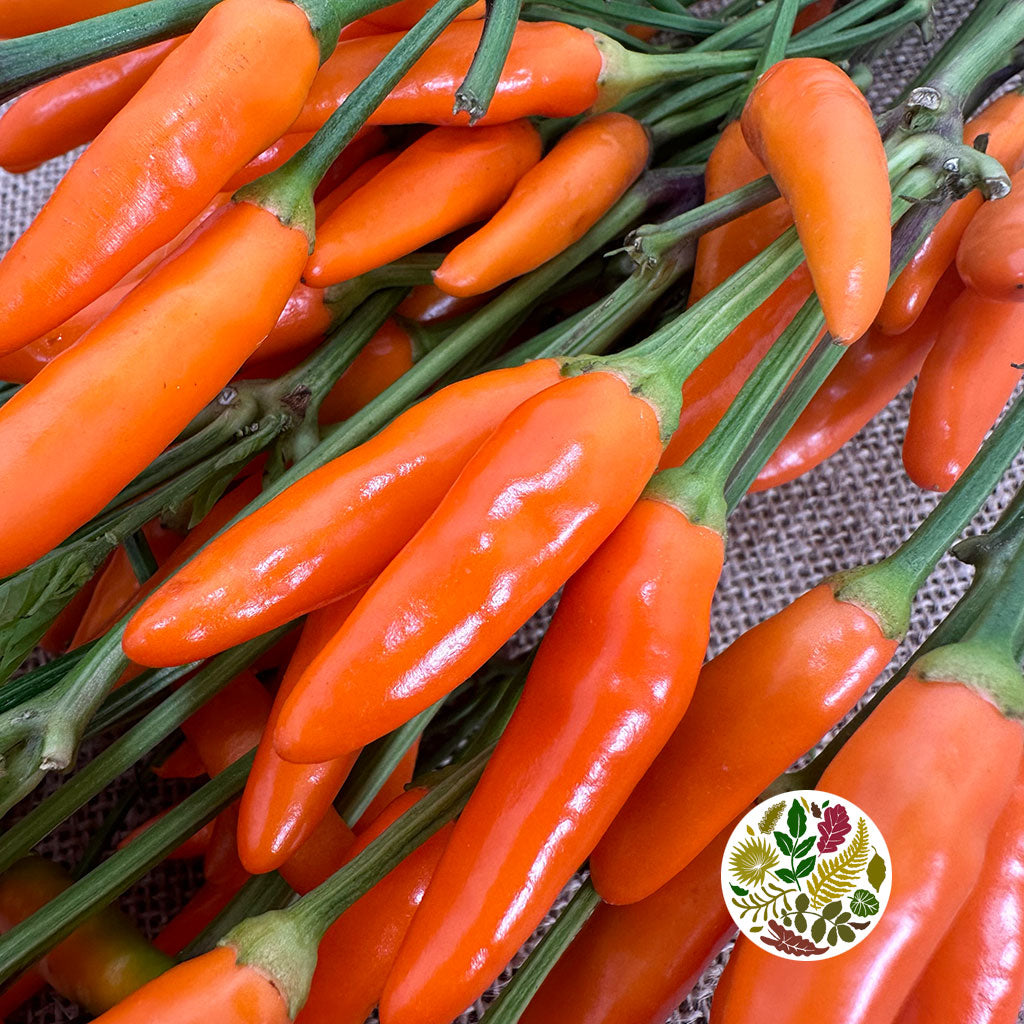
[807,817,869,908]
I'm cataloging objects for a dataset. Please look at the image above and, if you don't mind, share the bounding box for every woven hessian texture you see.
[3,0,1024,1020]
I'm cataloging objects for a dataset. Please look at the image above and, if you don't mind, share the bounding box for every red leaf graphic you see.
[759,921,829,957]
[817,804,852,853]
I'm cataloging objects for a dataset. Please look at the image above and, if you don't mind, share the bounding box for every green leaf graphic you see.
[788,800,808,838]
[794,836,816,858]
[795,856,816,878]
[731,883,796,923]
[775,831,794,856]
[837,924,856,942]
[850,889,880,916]
[730,836,781,887]
[807,818,870,908]
[758,801,786,834]
[730,883,749,897]
[795,893,809,912]
[821,901,842,920]
[775,868,797,884]
[867,849,887,893]
[811,916,826,943]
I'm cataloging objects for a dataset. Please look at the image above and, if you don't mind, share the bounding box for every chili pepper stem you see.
[454,0,522,121]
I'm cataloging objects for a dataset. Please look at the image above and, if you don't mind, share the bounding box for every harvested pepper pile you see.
[1,0,1024,1021]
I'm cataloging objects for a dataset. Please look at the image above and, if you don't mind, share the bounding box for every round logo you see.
[721,790,891,960]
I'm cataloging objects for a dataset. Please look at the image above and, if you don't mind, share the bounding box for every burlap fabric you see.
[4,0,1024,1019]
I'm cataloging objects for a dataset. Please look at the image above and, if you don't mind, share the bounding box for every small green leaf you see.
[811,916,826,943]
[837,924,856,942]
[827,926,838,946]
[822,801,830,808]
[795,856,816,878]
[795,893,809,912]
[801,797,811,811]
[749,925,763,933]
[775,869,797,884]
[835,912,851,924]
[794,913,807,932]
[775,831,794,856]
[794,836,816,858]
[867,851,887,893]
[730,884,749,897]
[788,799,808,838]
[822,901,842,920]
[747,825,755,835]
[850,889,880,917]
[783,916,792,926]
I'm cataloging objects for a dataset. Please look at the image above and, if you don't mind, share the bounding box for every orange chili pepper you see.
[0,199,308,577]
[434,113,649,297]
[957,165,1024,301]
[312,126,389,203]
[314,150,397,224]
[590,582,899,904]
[154,739,206,779]
[396,283,490,323]
[297,790,453,1024]
[119,812,215,860]
[154,880,244,956]
[306,121,541,286]
[224,131,317,192]
[895,757,1024,1024]
[753,267,962,491]
[318,319,417,425]
[792,0,835,32]
[902,288,1024,492]
[354,739,420,832]
[878,91,1024,334]
[520,826,735,1024]
[292,22,605,133]
[383,492,723,1023]
[0,0,139,35]
[238,593,365,874]
[275,369,664,762]
[0,38,183,173]
[0,0,322,354]
[710,671,1023,1023]
[363,0,485,28]
[688,120,792,306]
[123,359,564,666]
[741,58,890,342]
[0,856,171,1015]
[89,944,289,1024]
[277,810,357,895]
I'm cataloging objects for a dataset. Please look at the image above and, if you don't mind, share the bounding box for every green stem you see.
[733,0,800,117]
[639,72,749,127]
[85,664,198,738]
[480,881,600,1024]
[454,0,523,122]
[124,531,159,584]
[553,0,723,32]
[0,645,96,715]
[0,631,283,872]
[0,752,252,985]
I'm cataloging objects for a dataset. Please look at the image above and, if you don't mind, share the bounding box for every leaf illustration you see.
[867,849,887,893]
[801,797,811,811]
[759,920,829,957]
[758,801,786,834]
[811,802,822,819]
[807,818,870,908]
[811,916,826,943]
[794,836,816,858]
[730,883,749,897]
[749,925,763,933]
[731,883,796,923]
[816,804,852,853]
[788,800,807,838]
[795,855,816,878]
[775,868,797,883]
[775,831,794,856]
[850,889,880,916]
[729,836,780,887]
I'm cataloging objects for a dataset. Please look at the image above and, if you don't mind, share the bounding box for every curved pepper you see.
[741,58,890,342]
[0,0,139,35]
[957,165,1024,301]
[590,582,899,904]
[123,359,564,666]
[382,493,723,1024]
[363,0,485,28]
[0,0,321,354]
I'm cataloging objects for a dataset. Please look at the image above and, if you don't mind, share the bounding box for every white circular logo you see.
[721,790,891,960]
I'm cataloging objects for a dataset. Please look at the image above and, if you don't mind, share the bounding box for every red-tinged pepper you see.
[878,91,1024,335]
[123,358,564,666]
[154,881,245,957]
[0,966,45,1019]
[0,198,309,576]
[203,803,251,888]
[0,856,171,1015]
[741,58,890,342]
[238,592,365,874]
[298,790,452,1024]
[434,113,649,297]
[154,739,206,779]
[396,283,489,323]
[660,267,814,469]
[753,266,962,491]
[688,120,792,307]
[363,0,484,28]
[520,826,736,1024]
[306,121,542,286]
[0,37,184,173]
[382,490,723,1024]
[0,0,324,354]
[312,126,389,203]
[256,283,337,363]
[319,318,417,425]
[895,757,1024,1024]
[278,810,358,895]
[710,665,1024,1023]
[957,165,1024,301]
[903,288,1024,492]
[276,368,664,762]
[314,150,396,224]
[792,0,835,32]
[119,812,215,860]
[354,740,421,832]
[89,943,290,1024]
[224,131,317,192]
[0,0,139,35]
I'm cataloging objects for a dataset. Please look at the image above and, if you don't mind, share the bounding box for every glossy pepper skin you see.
[903,288,1024,492]
[293,21,604,133]
[277,809,358,895]
[297,790,453,1024]
[957,165,1024,301]
[354,739,421,833]
[742,58,890,342]
[0,38,183,173]
[314,150,397,224]
[276,369,665,762]
[363,0,485,28]
[89,944,289,1024]
[521,827,736,1024]
[382,496,723,1024]
[397,284,489,323]
[0,0,139,35]
[0,200,308,577]
[688,120,792,306]
[307,121,542,286]
[753,267,961,490]
[878,92,1024,335]
[122,359,564,666]
[895,758,1024,1024]
[224,130,316,192]
[590,582,899,904]
[238,593,365,874]
[0,0,321,354]
[710,673,1024,1024]
[0,856,172,1016]
[434,113,649,297]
